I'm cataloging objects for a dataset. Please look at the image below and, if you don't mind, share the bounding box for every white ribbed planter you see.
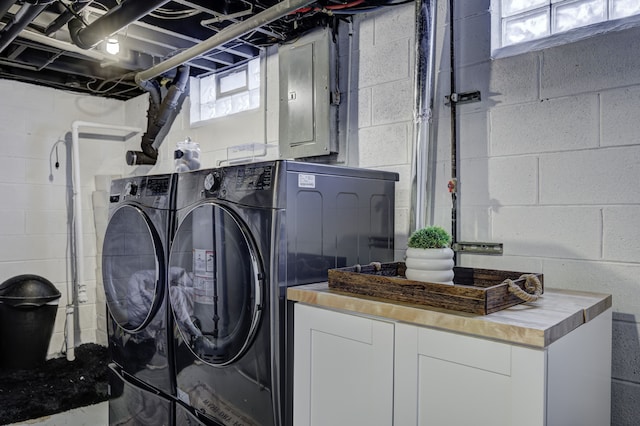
[405,247,455,285]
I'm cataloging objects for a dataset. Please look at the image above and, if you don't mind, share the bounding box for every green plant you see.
[408,226,452,249]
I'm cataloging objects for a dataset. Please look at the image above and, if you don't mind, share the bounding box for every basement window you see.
[190,57,261,124]
[492,0,640,57]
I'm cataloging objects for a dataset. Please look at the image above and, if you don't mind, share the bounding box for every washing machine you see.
[101,173,177,425]
[168,160,397,426]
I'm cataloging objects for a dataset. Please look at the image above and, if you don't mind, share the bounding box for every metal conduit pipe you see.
[410,0,438,232]
[69,0,171,49]
[448,0,458,263]
[0,2,53,54]
[135,0,317,85]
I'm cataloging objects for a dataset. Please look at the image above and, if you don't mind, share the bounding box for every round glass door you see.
[169,203,262,366]
[102,205,164,332]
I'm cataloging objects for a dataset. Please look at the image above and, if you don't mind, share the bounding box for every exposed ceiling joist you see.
[0,0,405,100]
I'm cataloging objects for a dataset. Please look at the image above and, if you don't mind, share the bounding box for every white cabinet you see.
[293,303,394,426]
[394,324,545,426]
[293,303,612,426]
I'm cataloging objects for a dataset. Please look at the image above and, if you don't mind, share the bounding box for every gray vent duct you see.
[68,0,171,49]
[126,65,190,166]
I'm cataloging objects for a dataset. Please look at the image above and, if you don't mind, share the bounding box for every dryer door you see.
[102,205,165,332]
[169,203,263,366]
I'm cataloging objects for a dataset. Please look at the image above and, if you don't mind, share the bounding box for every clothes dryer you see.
[102,174,176,425]
[168,160,397,426]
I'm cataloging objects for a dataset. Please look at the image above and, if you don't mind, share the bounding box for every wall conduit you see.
[410,0,438,232]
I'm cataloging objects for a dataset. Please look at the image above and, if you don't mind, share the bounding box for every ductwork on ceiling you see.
[0,0,409,164]
[0,0,320,166]
[0,0,408,100]
[63,0,317,165]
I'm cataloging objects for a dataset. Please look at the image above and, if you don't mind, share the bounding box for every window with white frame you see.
[493,0,640,55]
[190,57,261,124]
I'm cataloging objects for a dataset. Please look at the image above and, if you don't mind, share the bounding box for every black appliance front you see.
[102,174,175,399]
[169,161,398,426]
[108,363,174,425]
[169,200,272,426]
[175,400,209,425]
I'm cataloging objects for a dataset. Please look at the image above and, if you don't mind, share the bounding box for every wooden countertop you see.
[287,282,612,348]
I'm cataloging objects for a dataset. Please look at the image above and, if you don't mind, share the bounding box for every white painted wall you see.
[0,80,127,357]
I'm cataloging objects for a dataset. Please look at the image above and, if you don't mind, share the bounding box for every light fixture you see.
[105,37,120,55]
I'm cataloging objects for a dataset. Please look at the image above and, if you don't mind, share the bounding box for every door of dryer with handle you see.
[169,202,273,426]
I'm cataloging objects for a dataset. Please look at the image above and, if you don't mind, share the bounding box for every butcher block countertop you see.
[287,282,612,348]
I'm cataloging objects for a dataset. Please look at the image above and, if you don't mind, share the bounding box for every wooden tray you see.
[327,262,544,315]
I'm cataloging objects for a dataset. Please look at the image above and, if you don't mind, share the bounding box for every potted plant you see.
[404,226,455,285]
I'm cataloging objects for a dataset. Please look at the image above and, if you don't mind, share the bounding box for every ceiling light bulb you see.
[105,38,119,55]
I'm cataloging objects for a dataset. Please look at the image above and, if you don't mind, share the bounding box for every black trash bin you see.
[0,274,61,369]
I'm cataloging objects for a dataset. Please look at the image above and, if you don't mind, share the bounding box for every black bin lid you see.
[0,275,61,307]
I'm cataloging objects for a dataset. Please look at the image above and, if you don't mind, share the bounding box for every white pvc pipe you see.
[68,120,142,361]
[20,29,119,62]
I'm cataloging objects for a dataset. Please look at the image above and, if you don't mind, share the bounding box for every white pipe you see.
[134,0,316,84]
[68,120,142,361]
[20,29,119,62]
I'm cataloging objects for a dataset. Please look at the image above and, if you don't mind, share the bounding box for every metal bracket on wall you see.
[445,90,481,106]
[452,241,503,255]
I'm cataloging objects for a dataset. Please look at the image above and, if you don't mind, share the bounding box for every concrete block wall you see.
[437,1,640,424]
[3,4,636,421]
[0,80,127,358]
[353,4,417,258]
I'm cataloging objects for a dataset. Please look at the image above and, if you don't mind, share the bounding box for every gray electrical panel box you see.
[278,28,339,159]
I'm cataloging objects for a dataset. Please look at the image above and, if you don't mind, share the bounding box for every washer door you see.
[102,205,164,332]
[169,203,263,366]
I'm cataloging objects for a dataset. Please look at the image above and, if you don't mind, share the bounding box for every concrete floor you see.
[7,402,108,426]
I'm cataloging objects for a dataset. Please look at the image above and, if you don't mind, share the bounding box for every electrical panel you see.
[278,28,339,159]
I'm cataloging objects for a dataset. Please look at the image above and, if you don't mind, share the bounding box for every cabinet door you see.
[293,303,394,426]
[395,323,546,426]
